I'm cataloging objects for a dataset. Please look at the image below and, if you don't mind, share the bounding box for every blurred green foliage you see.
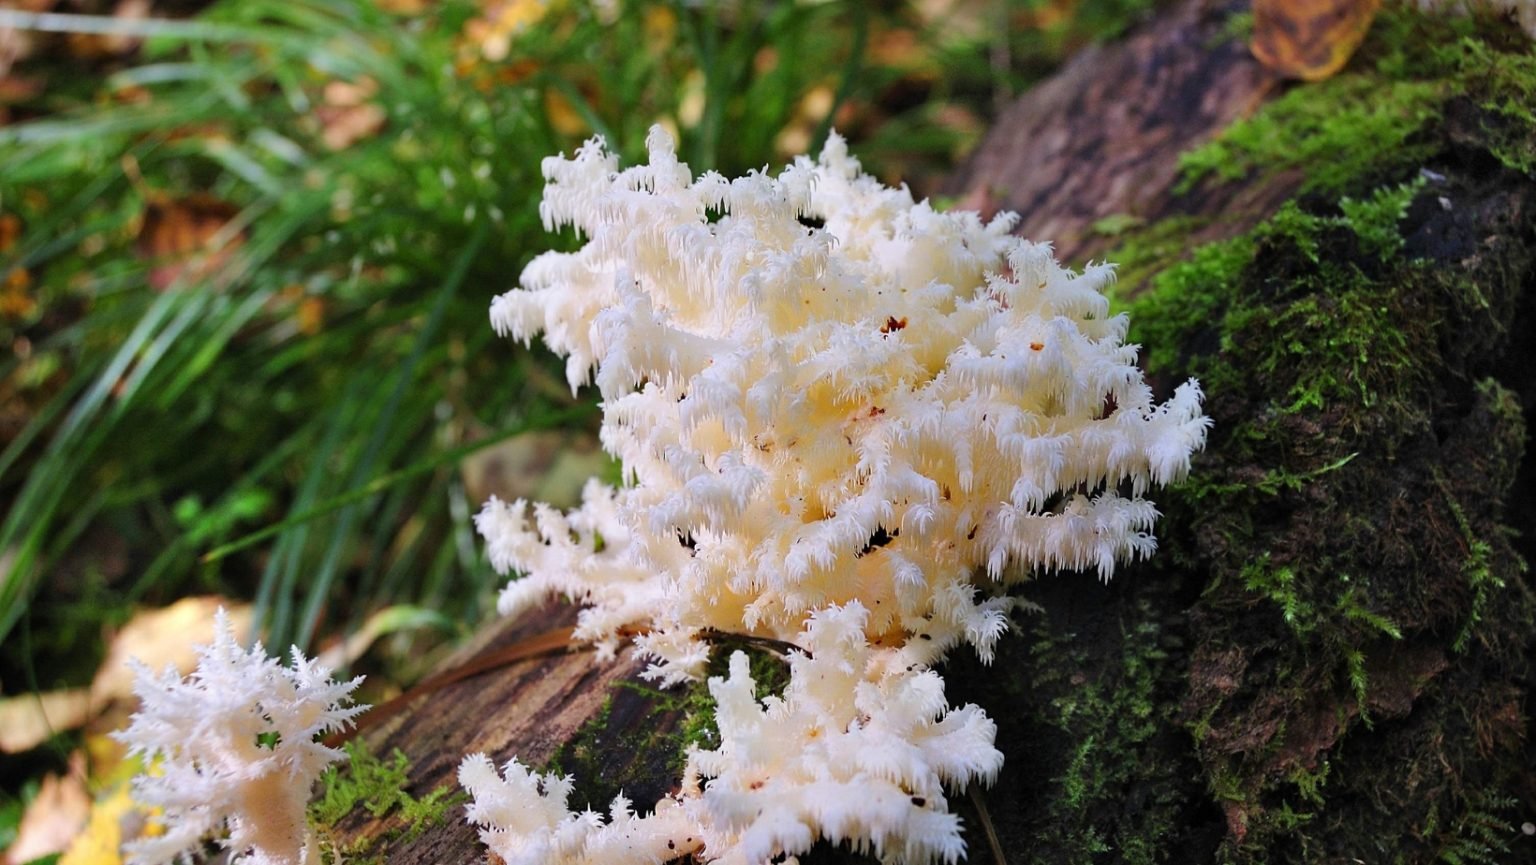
[0,0,1156,699]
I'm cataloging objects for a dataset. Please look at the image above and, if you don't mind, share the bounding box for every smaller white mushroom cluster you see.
[469,127,1207,863]
[480,127,1208,685]
[114,611,366,865]
[459,755,701,865]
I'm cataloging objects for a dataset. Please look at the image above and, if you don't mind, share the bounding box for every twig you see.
[969,784,1007,865]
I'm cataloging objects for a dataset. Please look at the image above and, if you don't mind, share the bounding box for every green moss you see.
[984,599,1189,865]
[1429,790,1521,865]
[1452,39,1536,175]
[1099,215,1220,304]
[1090,212,1147,238]
[1433,463,1508,655]
[1214,9,1254,46]
[1120,231,1251,373]
[673,643,793,753]
[310,740,464,865]
[1338,177,1425,260]
[542,694,617,782]
[1133,179,1453,449]
[1174,10,1536,198]
[1177,74,1442,196]
[543,642,793,812]
[1120,72,1536,859]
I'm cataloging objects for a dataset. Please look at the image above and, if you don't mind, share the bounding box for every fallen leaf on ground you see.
[543,85,588,137]
[57,784,137,865]
[1,265,33,320]
[65,0,152,59]
[460,429,608,510]
[1251,0,1381,81]
[0,599,252,753]
[134,193,244,291]
[0,689,92,753]
[375,0,430,13]
[316,78,386,151]
[466,0,555,62]
[6,753,90,865]
[91,597,252,705]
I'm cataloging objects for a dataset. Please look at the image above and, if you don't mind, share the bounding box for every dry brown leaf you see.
[0,212,18,251]
[316,102,386,150]
[467,0,555,62]
[375,0,430,14]
[7,753,90,865]
[134,193,244,291]
[65,0,151,59]
[1251,0,1382,82]
[460,429,607,511]
[642,4,676,54]
[0,73,43,111]
[268,283,325,336]
[0,599,253,754]
[1,265,33,319]
[295,296,324,335]
[0,689,92,754]
[91,597,252,705]
[773,84,836,159]
[316,77,386,151]
[0,215,21,312]
[0,0,55,81]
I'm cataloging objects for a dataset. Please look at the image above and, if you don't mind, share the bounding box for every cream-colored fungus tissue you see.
[464,126,1209,864]
[115,611,366,865]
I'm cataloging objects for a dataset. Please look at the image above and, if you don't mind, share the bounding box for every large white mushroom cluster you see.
[466,127,1209,864]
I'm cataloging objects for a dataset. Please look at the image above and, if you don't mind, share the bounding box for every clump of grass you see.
[0,0,914,677]
[0,0,1169,850]
[0,0,1160,685]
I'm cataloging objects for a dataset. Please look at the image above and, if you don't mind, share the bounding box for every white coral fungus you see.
[480,126,1207,680]
[462,603,998,865]
[459,756,701,865]
[114,610,366,865]
[686,603,1002,865]
[467,127,1208,863]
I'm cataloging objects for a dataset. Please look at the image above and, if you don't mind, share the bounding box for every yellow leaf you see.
[544,87,588,137]
[59,785,138,865]
[1251,0,1382,82]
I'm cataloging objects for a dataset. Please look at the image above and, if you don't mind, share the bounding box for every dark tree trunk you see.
[333,2,1536,863]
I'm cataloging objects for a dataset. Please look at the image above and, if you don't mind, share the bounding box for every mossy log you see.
[333,2,1536,863]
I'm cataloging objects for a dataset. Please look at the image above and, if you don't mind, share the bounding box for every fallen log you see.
[331,3,1536,862]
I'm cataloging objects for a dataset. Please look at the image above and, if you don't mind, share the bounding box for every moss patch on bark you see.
[1133,167,1534,863]
[939,11,1536,863]
[312,741,466,865]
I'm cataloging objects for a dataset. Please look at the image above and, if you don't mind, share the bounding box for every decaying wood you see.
[945,0,1288,266]
[337,2,1536,863]
[329,602,677,864]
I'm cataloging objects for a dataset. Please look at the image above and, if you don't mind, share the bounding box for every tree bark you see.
[326,604,690,865]
[943,0,1290,266]
[335,2,1536,863]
